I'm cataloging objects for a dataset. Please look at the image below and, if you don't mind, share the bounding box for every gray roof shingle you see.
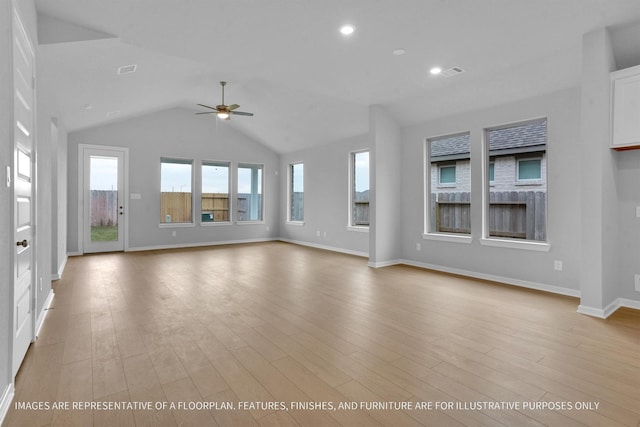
[430,119,547,160]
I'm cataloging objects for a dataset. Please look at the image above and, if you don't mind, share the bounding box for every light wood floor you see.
[4,242,640,427]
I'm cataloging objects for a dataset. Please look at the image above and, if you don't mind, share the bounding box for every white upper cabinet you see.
[611,65,640,150]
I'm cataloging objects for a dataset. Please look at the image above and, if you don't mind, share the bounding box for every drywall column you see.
[0,0,14,411]
[578,28,619,316]
[368,105,402,266]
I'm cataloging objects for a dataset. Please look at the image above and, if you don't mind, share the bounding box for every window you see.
[289,163,304,222]
[160,158,193,224]
[350,150,369,227]
[237,163,263,222]
[438,164,456,185]
[426,133,471,236]
[485,119,547,242]
[201,161,230,223]
[517,157,542,182]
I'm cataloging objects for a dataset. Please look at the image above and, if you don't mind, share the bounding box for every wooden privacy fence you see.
[201,193,229,221]
[431,191,546,240]
[90,190,118,226]
[161,192,192,223]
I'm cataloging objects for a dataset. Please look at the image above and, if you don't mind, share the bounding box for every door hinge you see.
[6,165,10,187]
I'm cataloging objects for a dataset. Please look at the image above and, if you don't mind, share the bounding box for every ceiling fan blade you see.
[228,104,240,111]
[197,103,218,110]
[230,111,254,116]
[195,111,217,115]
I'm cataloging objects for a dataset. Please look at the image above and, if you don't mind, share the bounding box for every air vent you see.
[117,64,137,75]
[441,66,465,77]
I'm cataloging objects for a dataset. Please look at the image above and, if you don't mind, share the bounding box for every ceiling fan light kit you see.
[196,81,254,120]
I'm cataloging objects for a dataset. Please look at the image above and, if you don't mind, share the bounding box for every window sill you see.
[422,233,472,244]
[236,221,265,225]
[159,223,195,228]
[201,221,232,227]
[286,221,305,226]
[347,225,369,233]
[515,180,543,186]
[480,237,550,252]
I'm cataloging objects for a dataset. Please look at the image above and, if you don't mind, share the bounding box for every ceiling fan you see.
[196,81,254,120]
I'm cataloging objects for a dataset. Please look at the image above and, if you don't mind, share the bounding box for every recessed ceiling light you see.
[392,48,406,56]
[339,24,356,35]
[117,64,137,75]
[430,67,443,75]
[106,110,120,117]
[84,103,93,110]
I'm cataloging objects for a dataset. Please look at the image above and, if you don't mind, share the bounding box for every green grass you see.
[91,225,118,241]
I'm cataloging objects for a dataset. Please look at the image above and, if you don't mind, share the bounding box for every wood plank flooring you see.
[3,241,640,426]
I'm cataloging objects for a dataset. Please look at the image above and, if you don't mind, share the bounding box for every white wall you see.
[279,133,369,256]
[369,105,402,266]
[401,88,582,295]
[68,108,280,252]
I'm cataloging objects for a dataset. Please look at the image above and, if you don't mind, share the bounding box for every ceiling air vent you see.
[117,64,137,75]
[441,66,465,77]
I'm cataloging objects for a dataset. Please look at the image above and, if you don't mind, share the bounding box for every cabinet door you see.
[612,73,640,148]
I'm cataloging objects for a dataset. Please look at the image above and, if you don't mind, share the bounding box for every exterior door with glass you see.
[82,147,126,253]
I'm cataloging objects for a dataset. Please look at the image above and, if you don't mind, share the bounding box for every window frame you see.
[423,132,472,243]
[159,157,195,227]
[236,162,265,224]
[287,162,304,224]
[481,118,550,251]
[200,160,232,226]
[515,156,543,185]
[437,163,457,187]
[348,149,370,231]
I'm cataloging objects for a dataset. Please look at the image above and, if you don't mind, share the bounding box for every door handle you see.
[16,239,28,247]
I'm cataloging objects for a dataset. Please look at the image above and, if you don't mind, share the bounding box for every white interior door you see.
[82,147,126,253]
[12,4,35,377]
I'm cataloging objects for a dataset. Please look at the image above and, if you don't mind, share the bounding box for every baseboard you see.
[278,238,368,258]
[400,258,581,298]
[51,255,68,281]
[67,251,82,257]
[578,297,640,319]
[0,383,15,427]
[35,290,55,339]
[126,237,279,253]
[368,259,403,268]
[618,297,640,311]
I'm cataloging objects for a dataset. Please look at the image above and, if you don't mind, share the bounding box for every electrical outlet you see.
[416,243,421,251]
[635,274,640,292]
[554,260,563,271]
[171,231,177,237]
[316,230,321,237]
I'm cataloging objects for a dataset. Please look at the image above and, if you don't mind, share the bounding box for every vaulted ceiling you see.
[35,0,640,153]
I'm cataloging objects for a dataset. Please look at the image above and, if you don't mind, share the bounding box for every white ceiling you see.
[35,0,640,154]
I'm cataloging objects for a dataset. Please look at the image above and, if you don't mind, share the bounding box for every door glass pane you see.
[90,155,118,241]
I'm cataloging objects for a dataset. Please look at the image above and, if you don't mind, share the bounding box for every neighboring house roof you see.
[431,119,547,161]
